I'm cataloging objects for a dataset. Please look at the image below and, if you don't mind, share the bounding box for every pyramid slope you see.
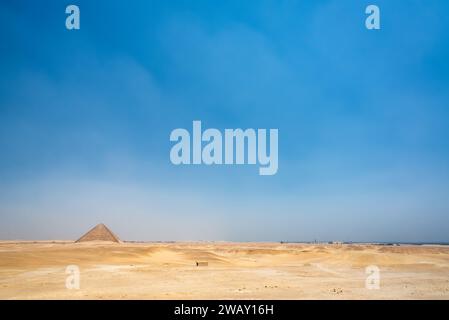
[76,223,121,243]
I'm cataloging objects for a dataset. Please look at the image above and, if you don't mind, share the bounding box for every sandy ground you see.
[0,241,448,299]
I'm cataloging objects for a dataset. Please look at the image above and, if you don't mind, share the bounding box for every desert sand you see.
[0,241,448,299]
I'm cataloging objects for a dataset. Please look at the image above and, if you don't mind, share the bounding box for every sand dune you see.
[0,241,448,299]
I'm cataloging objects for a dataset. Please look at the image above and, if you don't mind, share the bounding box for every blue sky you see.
[1,0,449,242]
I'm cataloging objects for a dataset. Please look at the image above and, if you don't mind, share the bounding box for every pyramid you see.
[75,223,121,243]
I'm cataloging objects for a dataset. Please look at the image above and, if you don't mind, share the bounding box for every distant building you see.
[329,241,343,245]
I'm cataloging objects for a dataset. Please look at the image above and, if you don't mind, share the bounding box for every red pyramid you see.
[76,223,121,243]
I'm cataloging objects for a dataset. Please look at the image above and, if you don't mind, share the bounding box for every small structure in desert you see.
[75,223,121,243]
[329,241,343,246]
